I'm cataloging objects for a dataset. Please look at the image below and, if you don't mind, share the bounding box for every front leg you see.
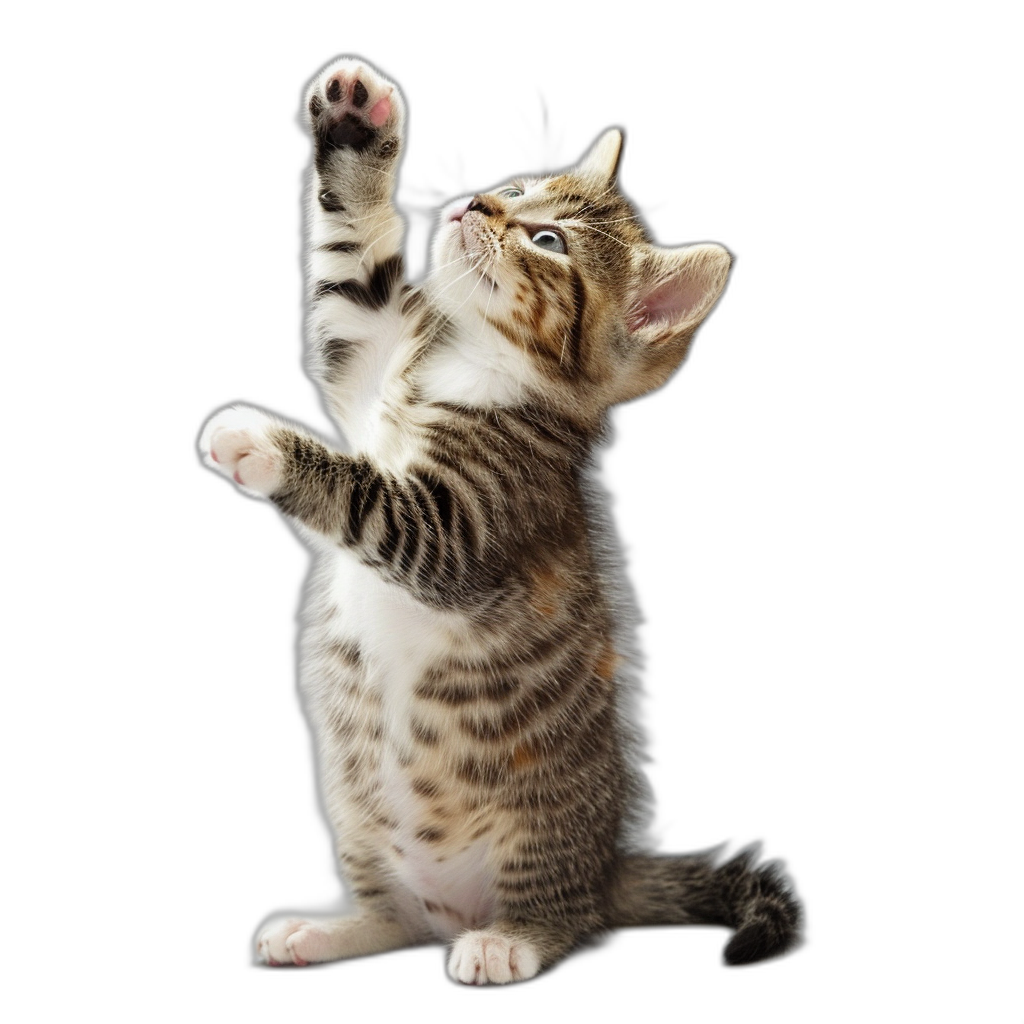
[306,56,405,243]
[199,406,496,605]
[306,58,408,383]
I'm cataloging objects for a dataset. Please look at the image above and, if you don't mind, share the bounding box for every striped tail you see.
[610,846,802,965]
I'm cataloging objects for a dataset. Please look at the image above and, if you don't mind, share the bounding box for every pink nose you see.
[448,200,471,223]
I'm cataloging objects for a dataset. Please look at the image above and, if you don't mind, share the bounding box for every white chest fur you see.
[416,320,545,408]
[317,548,458,722]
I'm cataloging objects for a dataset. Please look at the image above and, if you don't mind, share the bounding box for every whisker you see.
[567,221,630,248]
[427,257,486,305]
[481,262,498,329]
[571,183,618,219]
[423,256,487,319]
[426,252,479,275]
[441,263,486,320]
[584,215,639,228]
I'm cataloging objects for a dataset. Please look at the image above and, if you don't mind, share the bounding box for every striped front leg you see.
[304,58,407,392]
[200,406,496,606]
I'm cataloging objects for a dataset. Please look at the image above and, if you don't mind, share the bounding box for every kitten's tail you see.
[609,846,802,964]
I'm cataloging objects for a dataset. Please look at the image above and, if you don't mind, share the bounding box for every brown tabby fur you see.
[201,57,801,983]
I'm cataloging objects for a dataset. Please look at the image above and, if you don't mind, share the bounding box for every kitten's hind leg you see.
[256,913,414,967]
[254,820,430,967]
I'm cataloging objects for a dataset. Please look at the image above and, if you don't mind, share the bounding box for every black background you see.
[180,37,843,1007]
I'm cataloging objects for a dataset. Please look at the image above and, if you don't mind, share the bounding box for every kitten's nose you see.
[447,199,471,223]
[467,196,496,217]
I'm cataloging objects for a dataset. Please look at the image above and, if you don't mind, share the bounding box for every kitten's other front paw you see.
[447,930,541,985]
[199,405,283,498]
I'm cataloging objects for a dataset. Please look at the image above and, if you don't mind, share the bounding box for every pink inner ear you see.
[641,273,705,326]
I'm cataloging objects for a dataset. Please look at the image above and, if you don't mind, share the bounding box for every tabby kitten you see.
[200,57,801,984]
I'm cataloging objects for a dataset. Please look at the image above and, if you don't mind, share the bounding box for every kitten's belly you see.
[314,546,498,938]
[387,817,498,940]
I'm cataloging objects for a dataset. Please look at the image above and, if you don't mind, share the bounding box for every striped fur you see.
[200,57,801,983]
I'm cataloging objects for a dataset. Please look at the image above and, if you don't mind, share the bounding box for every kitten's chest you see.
[415,321,546,408]
[316,548,458,706]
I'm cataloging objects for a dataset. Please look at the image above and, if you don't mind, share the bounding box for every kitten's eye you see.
[499,188,523,198]
[531,229,567,255]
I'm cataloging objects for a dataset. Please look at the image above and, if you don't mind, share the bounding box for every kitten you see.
[200,57,801,984]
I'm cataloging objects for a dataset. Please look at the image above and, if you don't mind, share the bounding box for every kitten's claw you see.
[199,405,283,498]
[447,930,541,985]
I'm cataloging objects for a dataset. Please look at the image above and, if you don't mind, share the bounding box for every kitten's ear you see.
[618,243,732,400]
[577,128,623,184]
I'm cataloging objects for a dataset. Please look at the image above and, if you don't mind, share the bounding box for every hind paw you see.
[257,918,338,966]
[256,913,413,965]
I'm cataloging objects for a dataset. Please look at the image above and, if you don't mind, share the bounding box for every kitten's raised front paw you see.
[447,929,542,985]
[199,405,283,498]
[307,58,404,156]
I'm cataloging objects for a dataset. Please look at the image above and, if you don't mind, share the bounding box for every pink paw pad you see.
[368,97,390,127]
[316,64,395,137]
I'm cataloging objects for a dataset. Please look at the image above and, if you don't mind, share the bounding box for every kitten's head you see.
[429,130,731,421]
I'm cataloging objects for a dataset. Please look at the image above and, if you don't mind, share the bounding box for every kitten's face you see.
[430,172,638,305]
[434,168,643,360]
[429,131,733,418]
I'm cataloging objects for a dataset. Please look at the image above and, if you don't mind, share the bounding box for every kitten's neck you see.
[415,292,545,411]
